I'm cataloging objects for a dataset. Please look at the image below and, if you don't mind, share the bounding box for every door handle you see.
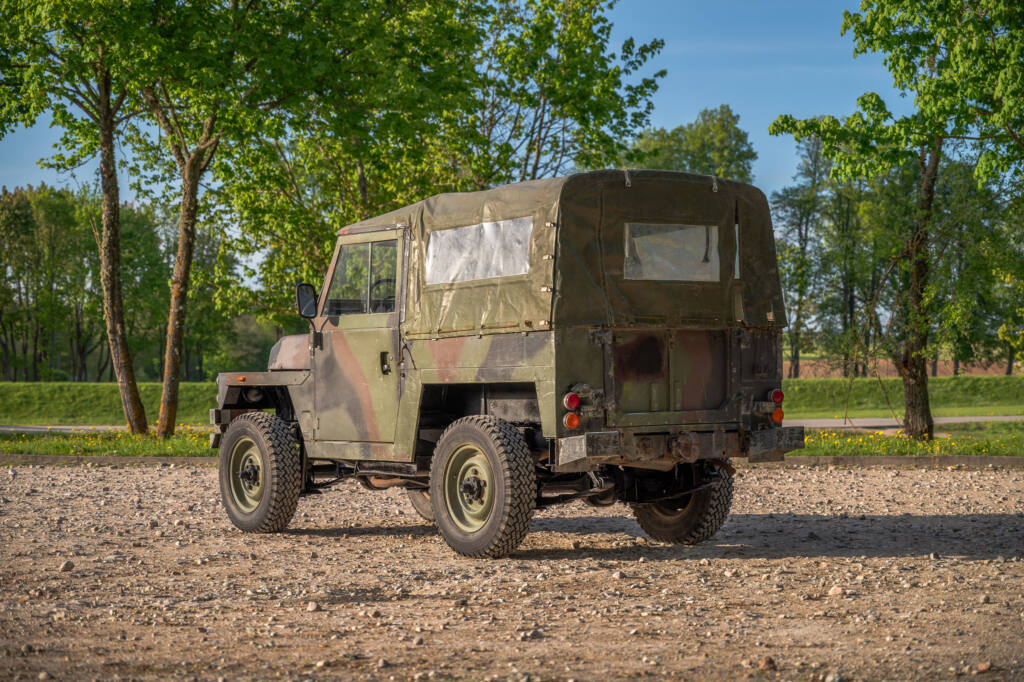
[380,351,391,375]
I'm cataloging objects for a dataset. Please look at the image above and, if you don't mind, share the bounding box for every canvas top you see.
[340,170,786,338]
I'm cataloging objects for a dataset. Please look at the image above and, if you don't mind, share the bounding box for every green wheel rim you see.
[443,443,495,533]
[228,437,264,513]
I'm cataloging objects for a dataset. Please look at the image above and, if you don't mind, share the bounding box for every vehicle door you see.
[313,229,403,443]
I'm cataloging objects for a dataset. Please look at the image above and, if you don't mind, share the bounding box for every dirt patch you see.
[1,464,1023,680]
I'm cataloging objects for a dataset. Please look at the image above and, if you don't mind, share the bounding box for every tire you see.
[218,412,301,533]
[406,489,435,522]
[429,416,536,558]
[629,461,733,544]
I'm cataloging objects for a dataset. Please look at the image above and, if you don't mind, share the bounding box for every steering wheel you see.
[369,277,396,312]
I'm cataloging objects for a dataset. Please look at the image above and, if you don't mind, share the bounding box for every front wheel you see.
[430,416,536,558]
[218,412,301,533]
[629,460,733,544]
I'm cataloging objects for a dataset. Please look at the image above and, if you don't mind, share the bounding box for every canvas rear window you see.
[425,216,533,285]
[623,222,719,282]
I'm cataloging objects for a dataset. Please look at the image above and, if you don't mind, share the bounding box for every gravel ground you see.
[1,463,1023,681]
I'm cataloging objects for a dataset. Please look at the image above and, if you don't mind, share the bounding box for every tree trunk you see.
[157,163,201,437]
[790,330,801,379]
[1008,345,1016,376]
[931,356,938,377]
[896,144,941,440]
[953,356,960,376]
[97,74,148,432]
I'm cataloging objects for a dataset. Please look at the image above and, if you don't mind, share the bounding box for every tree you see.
[772,135,830,377]
[214,0,664,325]
[0,3,149,431]
[770,1,1024,439]
[624,105,757,182]
[123,0,483,436]
[468,0,663,184]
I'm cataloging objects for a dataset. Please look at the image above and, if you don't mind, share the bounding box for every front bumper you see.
[554,425,804,472]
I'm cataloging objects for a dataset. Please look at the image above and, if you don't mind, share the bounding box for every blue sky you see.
[0,1,910,199]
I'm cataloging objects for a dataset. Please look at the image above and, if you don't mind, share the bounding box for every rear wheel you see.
[629,460,733,544]
[406,489,434,522]
[430,416,536,558]
[219,412,301,533]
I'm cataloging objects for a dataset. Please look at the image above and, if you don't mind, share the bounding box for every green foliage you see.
[622,105,757,182]
[0,382,217,426]
[472,0,664,182]
[0,1,143,165]
[214,0,664,324]
[770,1,1024,183]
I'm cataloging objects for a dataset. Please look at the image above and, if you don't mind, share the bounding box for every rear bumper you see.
[554,425,804,472]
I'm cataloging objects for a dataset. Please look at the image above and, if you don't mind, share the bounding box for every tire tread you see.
[222,412,301,533]
[431,415,536,558]
[631,463,734,544]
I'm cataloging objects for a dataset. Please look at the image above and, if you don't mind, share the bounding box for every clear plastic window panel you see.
[425,216,533,285]
[623,223,720,282]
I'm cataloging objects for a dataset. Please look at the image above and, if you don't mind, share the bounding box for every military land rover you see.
[211,170,804,558]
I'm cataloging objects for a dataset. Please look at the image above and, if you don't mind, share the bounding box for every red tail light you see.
[563,392,581,411]
[770,388,784,405]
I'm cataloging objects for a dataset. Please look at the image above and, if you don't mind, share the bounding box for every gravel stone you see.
[0,464,1020,680]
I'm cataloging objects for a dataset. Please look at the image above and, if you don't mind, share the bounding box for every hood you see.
[268,334,310,371]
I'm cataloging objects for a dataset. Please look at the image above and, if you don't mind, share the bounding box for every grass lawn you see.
[803,421,1024,457]
[0,429,211,458]
[2,421,1020,459]
[0,382,217,426]
[781,375,1024,419]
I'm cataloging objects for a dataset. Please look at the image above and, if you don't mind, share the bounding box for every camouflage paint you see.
[267,334,310,371]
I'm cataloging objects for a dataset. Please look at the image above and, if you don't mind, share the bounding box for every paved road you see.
[1,415,1022,434]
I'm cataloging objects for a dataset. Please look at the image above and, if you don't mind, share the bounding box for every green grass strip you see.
[0,382,217,426]
[0,375,1021,426]
[803,421,1024,457]
[0,430,211,457]
[782,375,1024,419]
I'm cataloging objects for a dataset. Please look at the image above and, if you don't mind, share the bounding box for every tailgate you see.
[604,328,738,427]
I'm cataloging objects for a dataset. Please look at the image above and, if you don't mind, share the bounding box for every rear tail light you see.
[772,408,784,424]
[769,388,784,405]
[563,412,581,430]
[562,392,581,411]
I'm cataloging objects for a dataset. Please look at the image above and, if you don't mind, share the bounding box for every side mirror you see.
[296,283,318,319]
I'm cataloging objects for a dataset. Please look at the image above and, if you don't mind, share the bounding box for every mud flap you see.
[748,426,804,462]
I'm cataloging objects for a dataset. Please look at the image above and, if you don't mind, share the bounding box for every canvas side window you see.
[623,223,720,282]
[324,240,397,315]
[425,216,533,285]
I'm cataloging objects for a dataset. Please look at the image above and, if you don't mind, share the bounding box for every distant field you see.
[0,376,1021,426]
[781,375,1024,419]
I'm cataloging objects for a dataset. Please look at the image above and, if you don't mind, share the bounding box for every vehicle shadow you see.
[286,523,436,539]
[516,512,1024,562]
[285,512,1023,563]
